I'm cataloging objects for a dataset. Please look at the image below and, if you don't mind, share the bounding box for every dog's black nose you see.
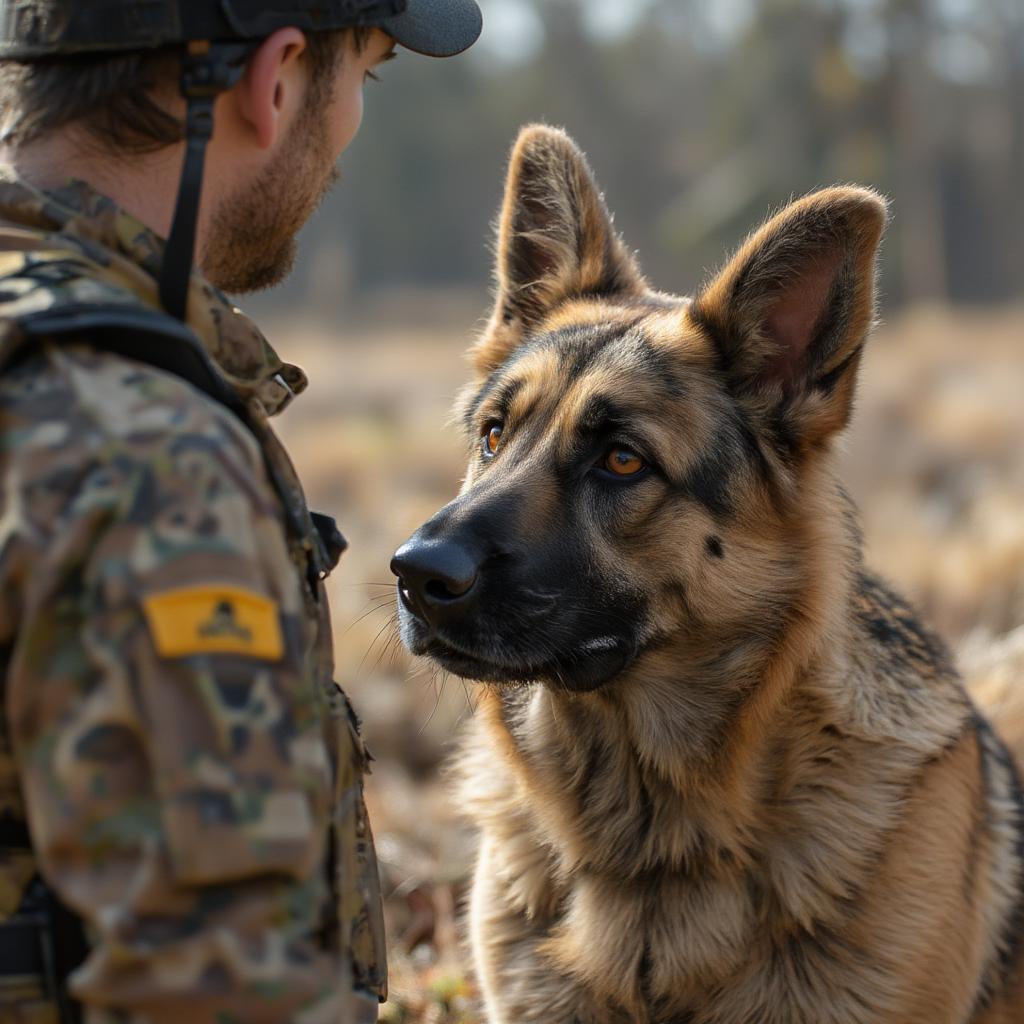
[391,537,480,626]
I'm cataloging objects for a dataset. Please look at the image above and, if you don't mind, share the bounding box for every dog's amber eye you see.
[484,425,503,456]
[605,448,645,477]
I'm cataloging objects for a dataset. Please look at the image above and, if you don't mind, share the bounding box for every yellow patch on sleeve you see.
[142,586,284,661]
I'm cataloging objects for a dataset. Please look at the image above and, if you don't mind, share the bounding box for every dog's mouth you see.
[409,624,635,693]
[394,558,643,692]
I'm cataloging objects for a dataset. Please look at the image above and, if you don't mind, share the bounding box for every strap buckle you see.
[182,40,254,101]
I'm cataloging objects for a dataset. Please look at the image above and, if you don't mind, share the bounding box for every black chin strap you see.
[160,41,252,321]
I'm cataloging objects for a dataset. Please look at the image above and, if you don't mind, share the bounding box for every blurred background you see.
[253,1,1023,1018]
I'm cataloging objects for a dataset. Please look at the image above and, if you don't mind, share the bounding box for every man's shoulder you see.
[0,213,243,449]
[0,339,266,499]
[4,339,251,440]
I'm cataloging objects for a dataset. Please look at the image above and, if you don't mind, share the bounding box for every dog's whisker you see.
[340,598,398,637]
[370,614,403,673]
[419,670,448,735]
[355,616,400,679]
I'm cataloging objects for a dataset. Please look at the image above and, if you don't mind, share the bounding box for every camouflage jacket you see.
[0,171,385,1022]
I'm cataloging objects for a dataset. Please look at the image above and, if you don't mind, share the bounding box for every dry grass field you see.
[268,303,1024,1023]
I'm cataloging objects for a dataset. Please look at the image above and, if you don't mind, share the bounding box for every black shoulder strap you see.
[8,304,247,416]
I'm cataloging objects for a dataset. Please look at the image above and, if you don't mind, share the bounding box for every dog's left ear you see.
[690,186,888,453]
[474,124,647,375]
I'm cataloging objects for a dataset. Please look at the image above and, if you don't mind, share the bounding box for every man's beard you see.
[201,106,340,295]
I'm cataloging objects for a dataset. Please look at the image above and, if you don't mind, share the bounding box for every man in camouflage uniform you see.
[0,1,481,1021]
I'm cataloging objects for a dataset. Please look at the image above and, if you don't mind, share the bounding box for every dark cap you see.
[0,0,481,60]
[383,0,482,58]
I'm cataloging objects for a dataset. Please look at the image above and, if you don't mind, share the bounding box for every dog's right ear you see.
[689,186,887,454]
[473,125,646,376]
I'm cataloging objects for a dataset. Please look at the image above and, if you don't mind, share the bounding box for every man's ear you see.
[690,186,888,454]
[473,125,646,375]
[235,27,307,150]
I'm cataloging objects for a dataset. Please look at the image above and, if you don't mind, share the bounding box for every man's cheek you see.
[332,88,364,159]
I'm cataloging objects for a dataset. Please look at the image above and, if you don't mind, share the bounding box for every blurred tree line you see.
[264,0,1024,319]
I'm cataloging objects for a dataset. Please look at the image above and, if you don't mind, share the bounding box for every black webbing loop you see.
[159,41,253,321]
[311,512,349,576]
[0,875,87,1022]
[0,814,31,848]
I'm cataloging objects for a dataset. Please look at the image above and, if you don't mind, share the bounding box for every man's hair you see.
[0,27,368,153]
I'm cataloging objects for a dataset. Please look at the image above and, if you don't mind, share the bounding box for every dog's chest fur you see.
[458,573,1024,1023]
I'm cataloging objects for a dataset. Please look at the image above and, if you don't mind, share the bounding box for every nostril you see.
[425,575,476,602]
[425,580,454,602]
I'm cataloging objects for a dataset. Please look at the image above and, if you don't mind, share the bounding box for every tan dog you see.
[391,125,1024,1023]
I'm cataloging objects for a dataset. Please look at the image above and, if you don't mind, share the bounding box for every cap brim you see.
[380,0,482,57]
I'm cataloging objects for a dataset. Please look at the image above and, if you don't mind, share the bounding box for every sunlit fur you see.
[410,125,1024,1023]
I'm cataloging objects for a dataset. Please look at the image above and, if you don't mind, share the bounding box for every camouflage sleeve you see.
[2,349,352,1022]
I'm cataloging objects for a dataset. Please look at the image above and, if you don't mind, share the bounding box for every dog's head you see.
[393,125,886,697]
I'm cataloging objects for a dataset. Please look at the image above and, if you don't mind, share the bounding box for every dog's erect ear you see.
[690,187,887,452]
[473,125,646,375]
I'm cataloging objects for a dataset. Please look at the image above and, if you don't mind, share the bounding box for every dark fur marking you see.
[467,320,642,435]
[732,403,790,516]
[490,377,525,420]
[673,397,781,520]
[464,364,510,433]
[465,375,530,438]
[815,342,863,398]
[639,937,655,1008]
[767,404,801,463]
[576,393,629,437]
[855,571,958,682]
[675,438,741,520]
[465,322,590,432]
[556,322,636,388]
[837,482,866,549]
[969,711,1024,1014]
[706,535,725,559]
[636,340,689,403]
[960,716,990,908]
[733,407,772,479]
[686,299,733,384]
[551,322,688,402]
